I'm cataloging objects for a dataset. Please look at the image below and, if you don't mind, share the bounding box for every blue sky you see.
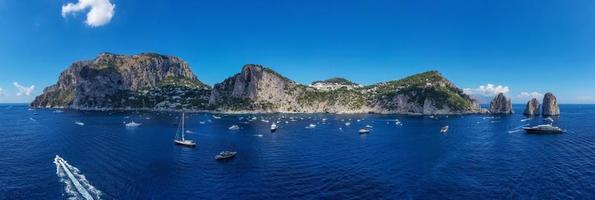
[0,0,594,103]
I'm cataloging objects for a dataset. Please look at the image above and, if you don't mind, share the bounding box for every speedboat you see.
[270,123,278,132]
[74,121,85,126]
[306,124,316,129]
[345,122,351,126]
[523,124,564,134]
[359,128,371,134]
[125,121,141,127]
[228,125,240,130]
[215,151,237,160]
[365,125,373,128]
[440,126,449,133]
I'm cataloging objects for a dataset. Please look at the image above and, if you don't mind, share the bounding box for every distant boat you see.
[441,126,449,134]
[544,117,554,124]
[365,124,373,128]
[228,125,240,131]
[270,123,278,132]
[345,122,351,126]
[174,112,196,147]
[74,121,85,126]
[359,128,371,134]
[53,110,64,113]
[125,121,141,127]
[306,124,316,129]
[212,115,222,119]
[523,124,564,134]
[215,151,237,160]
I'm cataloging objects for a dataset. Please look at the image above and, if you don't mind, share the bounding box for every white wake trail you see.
[54,155,102,200]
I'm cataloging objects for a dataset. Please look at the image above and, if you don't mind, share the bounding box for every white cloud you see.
[62,0,115,27]
[463,84,510,97]
[13,82,35,96]
[517,91,543,100]
[0,88,4,96]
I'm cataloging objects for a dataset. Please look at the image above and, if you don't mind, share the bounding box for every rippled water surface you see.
[2,104,595,199]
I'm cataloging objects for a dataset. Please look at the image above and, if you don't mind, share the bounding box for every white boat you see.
[345,122,351,126]
[212,115,222,119]
[228,125,240,130]
[440,126,449,133]
[125,121,141,127]
[174,113,196,147]
[523,124,564,134]
[359,128,371,134]
[215,151,237,160]
[365,124,373,128]
[306,124,316,129]
[74,121,85,126]
[270,123,278,132]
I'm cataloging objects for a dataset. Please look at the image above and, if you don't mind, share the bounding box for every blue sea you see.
[2,104,595,199]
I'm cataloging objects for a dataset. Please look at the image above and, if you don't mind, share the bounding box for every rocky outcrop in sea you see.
[489,93,513,114]
[523,98,540,115]
[33,52,483,115]
[542,92,560,116]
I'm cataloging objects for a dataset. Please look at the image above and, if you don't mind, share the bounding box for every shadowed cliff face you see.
[31,53,210,109]
[542,92,560,116]
[490,93,513,114]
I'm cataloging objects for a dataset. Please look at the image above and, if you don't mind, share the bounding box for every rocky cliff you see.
[523,98,540,115]
[33,54,482,114]
[489,93,513,114]
[542,92,560,116]
[31,53,211,110]
[209,65,481,114]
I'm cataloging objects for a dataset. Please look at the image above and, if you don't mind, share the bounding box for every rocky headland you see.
[32,52,489,115]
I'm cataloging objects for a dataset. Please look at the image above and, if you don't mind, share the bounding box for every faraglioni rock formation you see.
[542,92,560,116]
[489,93,513,114]
[523,98,540,115]
[33,52,483,114]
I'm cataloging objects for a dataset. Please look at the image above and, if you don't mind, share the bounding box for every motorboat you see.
[345,122,351,126]
[125,121,141,127]
[270,123,278,132]
[215,151,237,160]
[440,126,449,133]
[523,124,564,134]
[228,125,240,131]
[306,124,316,129]
[74,121,85,126]
[359,128,371,134]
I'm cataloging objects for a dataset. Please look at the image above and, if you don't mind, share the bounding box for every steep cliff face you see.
[542,92,560,116]
[489,93,513,114]
[210,66,481,114]
[31,53,210,109]
[523,98,540,115]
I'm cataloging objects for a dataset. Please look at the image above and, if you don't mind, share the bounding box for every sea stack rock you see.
[523,98,540,115]
[542,92,560,116]
[490,93,513,114]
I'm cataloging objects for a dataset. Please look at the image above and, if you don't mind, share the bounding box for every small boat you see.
[125,121,141,127]
[544,117,554,123]
[306,124,316,129]
[523,124,564,134]
[174,113,197,147]
[215,151,237,160]
[345,122,351,126]
[212,115,222,119]
[270,123,278,132]
[74,121,85,126]
[365,124,373,128]
[53,110,64,113]
[359,128,371,134]
[228,125,240,130]
[440,126,449,133]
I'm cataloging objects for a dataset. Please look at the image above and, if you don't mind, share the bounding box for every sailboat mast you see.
[181,112,185,141]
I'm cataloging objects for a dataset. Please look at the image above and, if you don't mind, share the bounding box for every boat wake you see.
[508,124,530,133]
[54,155,102,200]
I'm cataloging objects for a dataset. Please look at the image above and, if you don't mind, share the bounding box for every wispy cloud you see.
[464,84,510,97]
[13,82,34,96]
[0,88,4,96]
[62,0,115,27]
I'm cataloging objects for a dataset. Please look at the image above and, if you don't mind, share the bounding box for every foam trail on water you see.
[54,155,102,200]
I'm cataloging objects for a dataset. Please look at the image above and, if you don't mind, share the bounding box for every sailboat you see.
[174,112,196,147]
